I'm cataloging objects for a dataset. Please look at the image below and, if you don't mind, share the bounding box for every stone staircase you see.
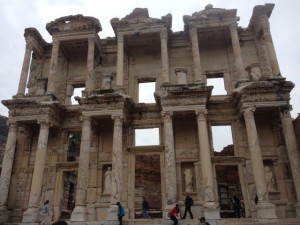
[5,218,300,225]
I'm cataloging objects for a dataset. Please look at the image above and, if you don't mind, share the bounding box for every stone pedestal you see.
[22,207,39,223]
[70,205,87,222]
[106,205,118,221]
[256,202,277,219]
[0,207,9,223]
[203,202,220,219]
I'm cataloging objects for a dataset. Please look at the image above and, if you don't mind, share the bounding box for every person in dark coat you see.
[142,197,150,218]
[232,194,241,218]
[182,194,193,219]
[116,202,125,225]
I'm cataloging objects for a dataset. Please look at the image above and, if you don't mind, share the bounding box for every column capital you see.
[112,114,124,124]
[195,109,207,120]
[160,29,168,40]
[280,106,292,118]
[37,119,53,128]
[243,107,255,119]
[88,37,95,42]
[161,111,173,121]
[229,23,238,32]
[260,16,270,34]
[189,27,197,37]
[7,118,18,127]
[25,42,33,51]
[117,34,124,43]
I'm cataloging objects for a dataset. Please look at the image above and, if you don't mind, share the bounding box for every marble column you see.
[161,111,177,205]
[17,43,33,96]
[243,108,277,219]
[111,114,123,204]
[22,120,51,223]
[261,16,280,76]
[86,37,95,92]
[280,109,300,217]
[47,39,60,95]
[160,29,170,84]
[116,34,124,87]
[71,116,91,222]
[106,114,124,221]
[0,120,18,223]
[230,24,248,81]
[189,28,203,83]
[195,110,219,219]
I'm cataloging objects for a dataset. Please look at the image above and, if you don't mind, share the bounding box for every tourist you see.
[116,202,125,225]
[199,216,210,225]
[39,200,50,225]
[142,197,150,218]
[182,194,193,219]
[170,204,180,225]
[232,194,241,218]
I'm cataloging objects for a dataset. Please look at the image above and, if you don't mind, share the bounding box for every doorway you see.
[135,154,162,218]
[216,165,244,218]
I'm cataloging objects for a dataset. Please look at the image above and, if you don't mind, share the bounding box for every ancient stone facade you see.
[1,3,300,225]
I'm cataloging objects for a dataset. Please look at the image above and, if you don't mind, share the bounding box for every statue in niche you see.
[103,167,112,195]
[184,168,194,193]
[264,166,276,191]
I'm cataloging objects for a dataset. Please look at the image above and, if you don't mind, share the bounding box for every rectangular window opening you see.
[206,74,227,95]
[72,87,85,105]
[138,81,156,103]
[211,125,233,156]
[135,128,159,146]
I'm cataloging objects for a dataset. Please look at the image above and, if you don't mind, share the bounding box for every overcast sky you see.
[0,0,299,149]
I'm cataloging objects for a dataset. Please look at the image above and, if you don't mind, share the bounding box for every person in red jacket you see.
[170,204,180,225]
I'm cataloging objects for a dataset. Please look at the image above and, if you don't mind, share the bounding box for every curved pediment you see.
[110,8,172,34]
[46,14,102,35]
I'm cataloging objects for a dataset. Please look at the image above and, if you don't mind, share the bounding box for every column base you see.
[106,205,118,220]
[257,202,277,219]
[22,207,39,223]
[294,201,300,218]
[70,205,87,222]
[203,202,220,219]
[0,206,9,224]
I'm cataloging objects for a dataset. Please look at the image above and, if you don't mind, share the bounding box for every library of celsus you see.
[1,3,300,225]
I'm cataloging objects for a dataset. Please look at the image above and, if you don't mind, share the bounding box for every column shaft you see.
[111,114,123,204]
[0,121,18,207]
[280,110,300,201]
[47,40,60,94]
[71,116,91,221]
[17,44,32,96]
[22,121,51,223]
[243,108,268,202]
[160,29,170,83]
[190,28,202,82]
[196,110,215,203]
[261,16,280,76]
[86,37,95,92]
[116,35,124,87]
[162,111,177,204]
[230,24,248,80]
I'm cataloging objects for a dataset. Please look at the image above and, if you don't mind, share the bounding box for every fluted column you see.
[22,120,51,222]
[85,37,95,92]
[0,120,18,223]
[47,39,60,95]
[17,43,33,96]
[161,111,177,204]
[116,34,124,87]
[195,110,215,204]
[280,109,300,217]
[111,114,124,204]
[189,28,203,83]
[160,29,170,84]
[230,24,248,81]
[71,116,91,221]
[243,108,277,218]
[261,16,280,76]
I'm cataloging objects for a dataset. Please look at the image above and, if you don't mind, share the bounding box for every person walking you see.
[39,200,50,225]
[116,202,125,225]
[182,194,193,219]
[170,204,180,225]
[142,197,150,218]
[232,194,241,218]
